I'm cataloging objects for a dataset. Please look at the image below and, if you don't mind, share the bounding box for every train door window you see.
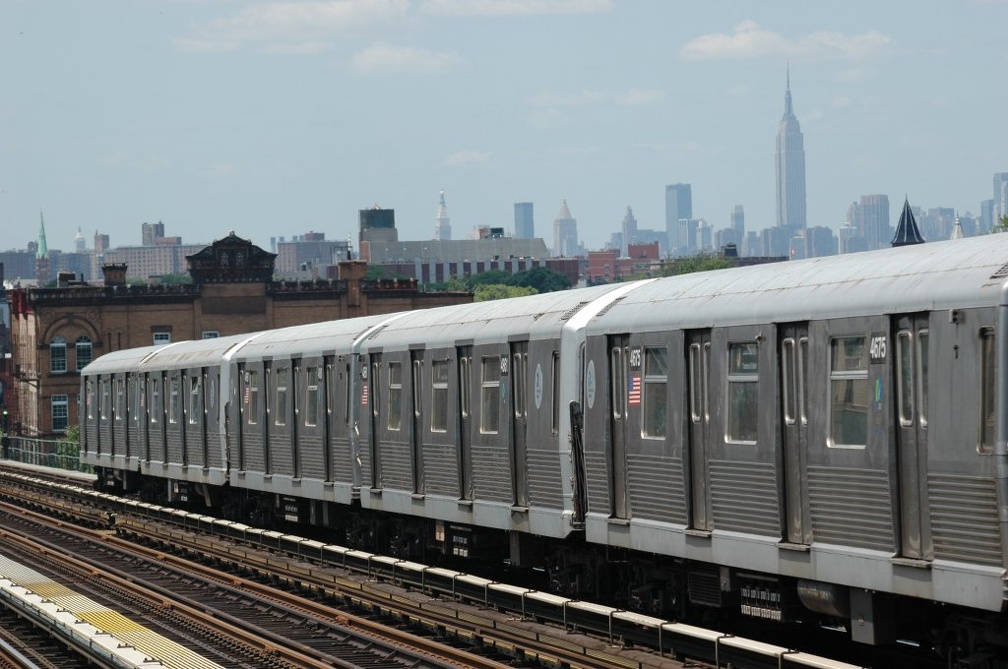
[275,367,288,426]
[551,351,560,434]
[611,347,625,420]
[513,352,526,419]
[387,362,402,431]
[189,375,201,424]
[917,329,928,427]
[101,379,111,421]
[305,366,320,427]
[343,362,351,427]
[51,395,68,433]
[689,343,702,421]
[460,356,471,419]
[896,331,914,427]
[207,375,216,411]
[782,339,796,425]
[829,336,868,448]
[246,371,259,425]
[169,375,180,424]
[727,342,759,444]
[481,356,501,434]
[412,359,422,419]
[432,360,449,432]
[798,337,809,425]
[371,361,380,419]
[115,379,125,422]
[980,328,995,453]
[86,380,94,420]
[150,378,160,424]
[642,347,668,438]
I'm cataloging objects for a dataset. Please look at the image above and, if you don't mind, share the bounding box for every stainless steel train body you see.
[80,234,1008,654]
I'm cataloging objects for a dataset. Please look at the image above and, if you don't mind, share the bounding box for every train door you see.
[779,323,811,545]
[510,341,529,508]
[457,346,473,500]
[686,330,712,532]
[410,350,425,495]
[608,335,630,519]
[893,313,931,561]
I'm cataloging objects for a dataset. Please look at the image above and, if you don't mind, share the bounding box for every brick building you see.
[7,232,471,437]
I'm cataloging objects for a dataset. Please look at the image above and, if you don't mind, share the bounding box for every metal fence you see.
[1,435,92,473]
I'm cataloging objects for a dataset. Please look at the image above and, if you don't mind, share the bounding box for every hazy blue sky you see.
[2,0,1005,253]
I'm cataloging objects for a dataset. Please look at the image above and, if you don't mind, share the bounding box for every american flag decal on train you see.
[628,374,641,406]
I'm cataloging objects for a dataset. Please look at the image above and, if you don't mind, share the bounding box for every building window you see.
[50,336,67,374]
[829,336,868,448]
[480,355,501,434]
[153,332,171,346]
[305,366,320,427]
[51,394,68,433]
[75,336,93,371]
[642,347,668,439]
[201,330,219,339]
[431,360,449,433]
[727,342,759,443]
[387,362,402,431]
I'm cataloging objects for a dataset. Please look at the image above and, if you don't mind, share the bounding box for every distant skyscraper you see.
[775,69,807,230]
[553,199,579,257]
[142,221,165,246]
[731,205,745,239]
[621,206,637,257]
[994,173,1008,220]
[514,202,534,239]
[665,183,692,253]
[435,190,451,241]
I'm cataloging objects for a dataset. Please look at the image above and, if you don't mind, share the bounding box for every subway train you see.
[80,234,1008,661]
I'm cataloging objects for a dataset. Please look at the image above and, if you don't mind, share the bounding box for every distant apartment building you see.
[275,231,351,280]
[586,242,660,284]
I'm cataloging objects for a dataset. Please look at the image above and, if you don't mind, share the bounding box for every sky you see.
[2,0,1006,254]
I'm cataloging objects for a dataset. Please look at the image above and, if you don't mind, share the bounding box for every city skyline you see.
[2,1,1006,253]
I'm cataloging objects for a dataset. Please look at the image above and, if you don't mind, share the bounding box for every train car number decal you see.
[629,346,642,371]
[869,333,887,364]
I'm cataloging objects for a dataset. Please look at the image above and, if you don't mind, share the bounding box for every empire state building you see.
[776,71,806,230]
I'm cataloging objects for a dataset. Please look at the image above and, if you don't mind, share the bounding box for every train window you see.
[513,353,526,419]
[551,351,561,435]
[169,375,180,424]
[387,362,402,431]
[305,366,320,427]
[189,375,201,424]
[896,331,914,427]
[642,347,668,438]
[829,336,868,448]
[798,337,809,426]
[131,379,141,424]
[412,359,422,419]
[371,362,380,418]
[460,357,471,419]
[86,380,94,420]
[150,377,160,425]
[275,368,288,426]
[115,378,125,422]
[343,363,351,427]
[917,329,928,427]
[782,339,796,425]
[727,342,759,443]
[481,356,501,434]
[980,329,995,453]
[611,347,625,420]
[101,379,111,421]
[432,360,449,432]
[689,343,701,422]
[246,371,259,425]
[208,376,216,411]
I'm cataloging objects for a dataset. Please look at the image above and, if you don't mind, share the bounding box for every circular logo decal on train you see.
[534,363,543,409]
[585,360,596,409]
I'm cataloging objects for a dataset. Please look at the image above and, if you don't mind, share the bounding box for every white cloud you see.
[175,0,410,53]
[681,20,891,61]
[528,88,661,107]
[420,0,611,17]
[350,42,467,74]
[443,149,492,167]
[618,89,664,106]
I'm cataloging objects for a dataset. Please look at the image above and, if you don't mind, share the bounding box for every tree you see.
[994,215,1008,233]
[474,284,537,302]
[661,253,734,277]
[506,267,571,293]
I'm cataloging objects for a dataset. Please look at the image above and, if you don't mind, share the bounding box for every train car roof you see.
[136,333,257,371]
[79,344,164,375]
[590,235,1008,333]
[228,312,397,360]
[359,281,634,350]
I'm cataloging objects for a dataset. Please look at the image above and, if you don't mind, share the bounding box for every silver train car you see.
[81,234,1008,661]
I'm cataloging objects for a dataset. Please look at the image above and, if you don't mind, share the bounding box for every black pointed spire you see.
[783,63,794,119]
[892,197,925,247]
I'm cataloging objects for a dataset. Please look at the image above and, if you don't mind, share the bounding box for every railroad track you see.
[0,466,878,669]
